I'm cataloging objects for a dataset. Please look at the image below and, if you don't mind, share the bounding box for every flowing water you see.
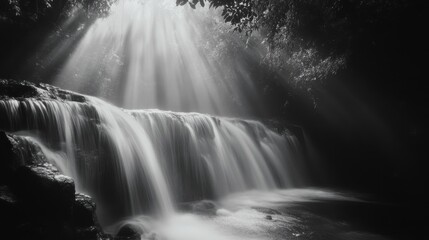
[0,94,302,224]
[0,0,401,239]
[1,93,394,240]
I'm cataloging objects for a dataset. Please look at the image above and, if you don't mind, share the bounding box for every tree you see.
[176,0,420,88]
[0,0,113,24]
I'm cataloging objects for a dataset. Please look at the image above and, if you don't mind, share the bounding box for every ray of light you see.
[51,0,266,116]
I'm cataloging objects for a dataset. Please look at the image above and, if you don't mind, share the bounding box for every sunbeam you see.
[52,0,263,116]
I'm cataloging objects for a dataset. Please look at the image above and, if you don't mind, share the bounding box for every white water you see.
[107,189,374,240]
[0,93,301,223]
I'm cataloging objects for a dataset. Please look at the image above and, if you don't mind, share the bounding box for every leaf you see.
[200,0,205,7]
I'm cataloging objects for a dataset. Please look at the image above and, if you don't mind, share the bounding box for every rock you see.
[178,200,218,216]
[74,193,98,228]
[0,79,39,99]
[0,131,18,184]
[0,186,22,228]
[0,79,87,103]
[192,200,218,215]
[13,221,74,240]
[0,132,55,184]
[115,224,143,240]
[11,165,75,220]
[0,129,108,240]
[265,215,273,220]
[76,226,99,240]
[252,207,282,215]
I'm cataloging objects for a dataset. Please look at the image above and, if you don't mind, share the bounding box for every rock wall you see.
[0,131,109,240]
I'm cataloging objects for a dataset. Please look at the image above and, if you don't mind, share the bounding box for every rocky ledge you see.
[0,131,111,240]
[0,79,86,102]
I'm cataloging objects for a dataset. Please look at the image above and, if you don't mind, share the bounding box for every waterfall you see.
[129,110,300,201]
[0,94,301,223]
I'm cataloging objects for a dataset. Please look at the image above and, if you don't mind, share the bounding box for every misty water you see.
[0,95,391,240]
[0,0,403,240]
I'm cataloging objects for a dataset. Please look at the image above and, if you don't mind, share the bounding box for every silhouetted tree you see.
[0,0,113,24]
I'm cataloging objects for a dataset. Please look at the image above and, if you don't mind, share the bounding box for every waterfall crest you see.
[0,93,301,223]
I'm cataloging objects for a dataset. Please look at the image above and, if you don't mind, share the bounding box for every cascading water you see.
[0,95,174,220]
[0,0,309,238]
[0,0,411,239]
[0,89,302,225]
[130,110,302,201]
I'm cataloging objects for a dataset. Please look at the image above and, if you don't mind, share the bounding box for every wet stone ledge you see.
[0,79,86,103]
[0,131,111,240]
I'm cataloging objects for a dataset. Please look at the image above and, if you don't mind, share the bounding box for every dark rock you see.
[76,226,99,240]
[74,193,98,228]
[0,131,17,184]
[0,185,22,228]
[99,232,115,240]
[0,79,39,99]
[11,165,75,219]
[116,224,143,240]
[0,132,55,184]
[0,185,18,206]
[265,215,273,220]
[13,221,74,240]
[0,79,87,102]
[0,130,108,240]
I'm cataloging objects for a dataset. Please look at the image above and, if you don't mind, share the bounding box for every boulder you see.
[0,186,21,227]
[11,165,75,220]
[0,130,109,240]
[0,131,18,184]
[74,193,98,228]
[115,224,143,240]
[76,226,99,240]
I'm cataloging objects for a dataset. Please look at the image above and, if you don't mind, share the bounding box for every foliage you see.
[176,0,414,89]
[0,0,114,23]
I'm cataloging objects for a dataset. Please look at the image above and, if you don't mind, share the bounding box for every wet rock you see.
[178,200,218,216]
[0,79,87,102]
[0,130,108,240]
[115,224,143,240]
[76,226,99,240]
[0,131,17,184]
[265,215,273,220]
[192,200,218,215]
[0,132,55,184]
[74,193,98,228]
[0,79,39,99]
[0,186,22,228]
[252,207,282,215]
[11,165,75,219]
[13,221,74,240]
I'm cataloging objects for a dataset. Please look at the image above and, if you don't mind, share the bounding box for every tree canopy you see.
[1,0,425,91]
[175,0,424,92]
[0,0,113,23]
